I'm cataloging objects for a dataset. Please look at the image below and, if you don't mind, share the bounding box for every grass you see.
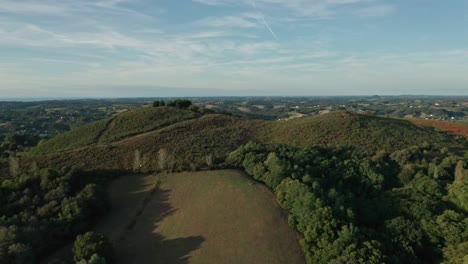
[25,114,263,171]
[30,117,112,154]
[24,109,464,172]
[98,107,200,144]
[30,107,200,155]
[261,111,460,154]
[97,170,305,264]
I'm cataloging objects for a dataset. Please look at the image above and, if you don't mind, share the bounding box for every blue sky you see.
[0,0,467,97]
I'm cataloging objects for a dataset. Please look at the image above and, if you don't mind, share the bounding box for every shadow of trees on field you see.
[108,176,205,264]
[148,234,205,264]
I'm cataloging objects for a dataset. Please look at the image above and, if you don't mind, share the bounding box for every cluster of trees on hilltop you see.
[153,99,192,109]
[0,167,113,263]
[227,142,467,263]
[153,99,216,115]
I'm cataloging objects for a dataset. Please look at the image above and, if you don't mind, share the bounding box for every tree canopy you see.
[228,142,468,263]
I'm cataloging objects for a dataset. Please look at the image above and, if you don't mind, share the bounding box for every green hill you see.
[26,110,263,171]
[31,107,200,154]
[25,108,462,172]
[31,117,112,154]
[261,112,458,154]
[98,106,200,144]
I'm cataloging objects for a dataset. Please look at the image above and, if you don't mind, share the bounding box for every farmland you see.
[97,170,305,264]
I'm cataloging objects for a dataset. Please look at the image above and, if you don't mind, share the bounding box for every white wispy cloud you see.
[0,0,154,20]
[197,15,258,28]
[354,4,395,17]
[0,18,281,65]
[2,48,467,95]
[0,1,66,14]
[192,0,233,6]
[95,0,130,8]
[193,0,395,18]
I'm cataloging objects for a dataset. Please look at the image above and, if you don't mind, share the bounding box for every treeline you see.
[153,99,215,115]
[227,142,467,263]
[0,167,115,263]
[153,99,191,108]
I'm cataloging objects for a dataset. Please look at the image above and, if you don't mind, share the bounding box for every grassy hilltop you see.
[261,111,459,154]
[26,106,463,172]
[27,107,262,171]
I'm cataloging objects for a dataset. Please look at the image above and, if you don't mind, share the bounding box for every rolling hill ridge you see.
[23,106,464,173]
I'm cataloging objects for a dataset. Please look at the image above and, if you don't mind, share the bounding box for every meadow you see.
[97,170,305,264]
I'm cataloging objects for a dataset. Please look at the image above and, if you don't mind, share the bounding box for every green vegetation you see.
[0,99,142,145]
[0,134,40,156]
[98,107,200,144]
[166,99,193,109]
[227,142,467,263]
[25,107,464,174]
[0,167,112,263]
[1,98,466,263]
[262,112,458,154]
[30,107,200,154]
[152,100,165,107]
[2,96,465,158]
[73,231,114,264]
[30,118,112,154]
[24,113,261,173]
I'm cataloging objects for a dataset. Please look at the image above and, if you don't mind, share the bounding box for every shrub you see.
[73,232,114,263]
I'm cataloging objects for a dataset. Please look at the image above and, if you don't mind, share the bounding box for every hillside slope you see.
[31,107,201,154]
[31,117,112,153]
[98,106,200,144]
[261,112,459,154]
[27,111,263,171]
[25,109,463,173]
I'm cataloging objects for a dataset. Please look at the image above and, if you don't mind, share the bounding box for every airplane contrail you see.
[251,0,279,40]
[259,15,279,40]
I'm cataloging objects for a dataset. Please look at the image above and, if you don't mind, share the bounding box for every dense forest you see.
[0,167,115,263]
[227,142,467,263]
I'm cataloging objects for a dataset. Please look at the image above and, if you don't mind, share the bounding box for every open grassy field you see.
[98,170,305,264]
